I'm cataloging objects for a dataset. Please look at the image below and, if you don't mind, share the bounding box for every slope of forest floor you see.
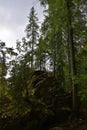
[0,71,87,130]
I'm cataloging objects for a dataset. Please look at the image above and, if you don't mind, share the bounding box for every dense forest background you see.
[0,0,87,129]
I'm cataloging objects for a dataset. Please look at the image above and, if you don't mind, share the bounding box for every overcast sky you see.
[0,0,44,48]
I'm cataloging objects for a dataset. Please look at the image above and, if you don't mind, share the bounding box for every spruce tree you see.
[25,7,39,69]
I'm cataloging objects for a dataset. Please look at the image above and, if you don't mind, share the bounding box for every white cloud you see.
[0,27,14,47]
[0,25,26,48]
[0,27,11,37]
[0,7,12,25]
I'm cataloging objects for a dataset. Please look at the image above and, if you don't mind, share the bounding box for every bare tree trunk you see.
[53,51,56,77]
[66,0,78,114]
[24,76,29,98]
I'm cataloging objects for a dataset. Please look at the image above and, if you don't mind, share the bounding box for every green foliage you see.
[0,0,87,129]
[0,41,7,96]
[72,0,81,4]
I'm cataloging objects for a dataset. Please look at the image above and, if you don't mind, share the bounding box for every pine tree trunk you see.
[31,38,34,69]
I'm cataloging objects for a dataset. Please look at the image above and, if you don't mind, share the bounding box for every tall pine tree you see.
[25,7,39,69]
